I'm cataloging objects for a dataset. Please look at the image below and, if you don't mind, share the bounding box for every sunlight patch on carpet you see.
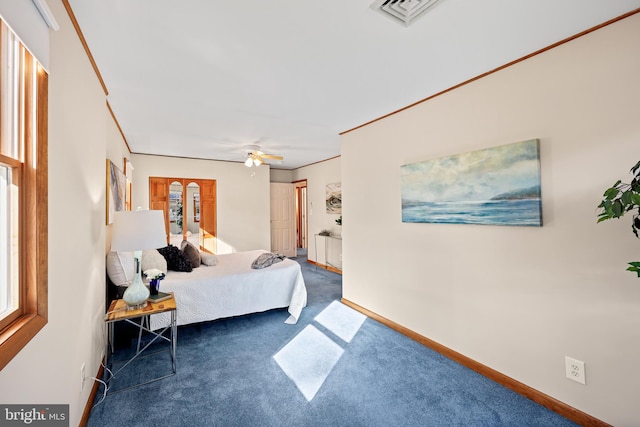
[314,300,366,343]
[273,325,344,401]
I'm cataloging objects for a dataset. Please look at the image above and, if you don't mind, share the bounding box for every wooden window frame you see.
[0,23,48,372]
[0,156,22,332]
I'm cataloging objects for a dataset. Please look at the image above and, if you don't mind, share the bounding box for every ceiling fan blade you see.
[260,153,283,161]
[242,145,284,166]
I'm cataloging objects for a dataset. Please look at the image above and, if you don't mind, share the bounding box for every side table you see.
[314,233,342,272]
[104,293,177,394]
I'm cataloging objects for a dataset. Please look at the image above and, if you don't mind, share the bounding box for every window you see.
[0,19,48,371]
[0,163,19,324]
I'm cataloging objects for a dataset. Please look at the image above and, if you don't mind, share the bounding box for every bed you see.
[147,250,307,330]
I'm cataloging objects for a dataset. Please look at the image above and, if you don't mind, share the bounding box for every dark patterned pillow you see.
[157,245,193,272]
[180,240,201,268]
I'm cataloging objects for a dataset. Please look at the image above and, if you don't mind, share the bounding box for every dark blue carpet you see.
[88,257,577,427]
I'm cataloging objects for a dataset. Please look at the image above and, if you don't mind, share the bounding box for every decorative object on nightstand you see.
[111,209,167,309]
[144,268,166,295]
[147,291,172,303]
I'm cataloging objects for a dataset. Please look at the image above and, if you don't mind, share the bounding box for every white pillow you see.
[106,251,134,287]
[142,249,168,274]
[200,252,218,266]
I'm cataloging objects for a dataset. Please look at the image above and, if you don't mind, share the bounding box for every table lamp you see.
[111,209,167,309]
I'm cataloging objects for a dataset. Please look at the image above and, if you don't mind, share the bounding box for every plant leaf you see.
[604,187,619,200]
[612,200,623,217]
[627,262,640,277]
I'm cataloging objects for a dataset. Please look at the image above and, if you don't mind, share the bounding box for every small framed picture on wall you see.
[326,182,342,214]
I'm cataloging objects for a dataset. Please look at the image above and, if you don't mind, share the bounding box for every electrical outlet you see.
[80,363,86,392]
[565,356,586,385]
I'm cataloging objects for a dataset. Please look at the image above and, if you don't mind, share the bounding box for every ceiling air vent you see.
[371,0,444,27]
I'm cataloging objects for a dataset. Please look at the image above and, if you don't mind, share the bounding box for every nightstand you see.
[104,293,177,393]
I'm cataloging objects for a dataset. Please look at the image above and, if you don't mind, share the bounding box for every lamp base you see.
[122,251,150,310]
[125,301,147,311]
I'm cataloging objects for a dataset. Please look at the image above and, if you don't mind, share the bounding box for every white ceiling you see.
[67,0,640,169]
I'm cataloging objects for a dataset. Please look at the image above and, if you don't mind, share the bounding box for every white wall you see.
[131,154,271,253]
[293,158,341,263]
[270,168,293,183]
[341,14,640,426]
[0,1,129,425]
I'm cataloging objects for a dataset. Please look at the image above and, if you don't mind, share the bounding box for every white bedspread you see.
[150,250,307,330]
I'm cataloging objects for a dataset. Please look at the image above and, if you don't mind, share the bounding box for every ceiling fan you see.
[243,145,283,167]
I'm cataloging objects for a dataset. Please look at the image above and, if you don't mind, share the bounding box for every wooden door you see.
[199,180,217,253]
[149,177,216,251]
[149,177,170,241]
[270,183,296,257]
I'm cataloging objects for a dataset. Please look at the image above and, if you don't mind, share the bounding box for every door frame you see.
[294,179,308,251]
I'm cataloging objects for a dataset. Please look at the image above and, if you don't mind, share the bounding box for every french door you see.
[149,177,217,253]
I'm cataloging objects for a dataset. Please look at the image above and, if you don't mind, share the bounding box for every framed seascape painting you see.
[401,139,542,226]
[106,159,128,225]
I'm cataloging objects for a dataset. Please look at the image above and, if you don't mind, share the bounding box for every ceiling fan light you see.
[242,145,280,167]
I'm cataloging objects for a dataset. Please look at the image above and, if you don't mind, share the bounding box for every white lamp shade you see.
[110,210,167,252]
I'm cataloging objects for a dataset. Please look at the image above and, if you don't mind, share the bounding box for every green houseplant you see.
[176,200,183,230]
[597,160,640,277]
